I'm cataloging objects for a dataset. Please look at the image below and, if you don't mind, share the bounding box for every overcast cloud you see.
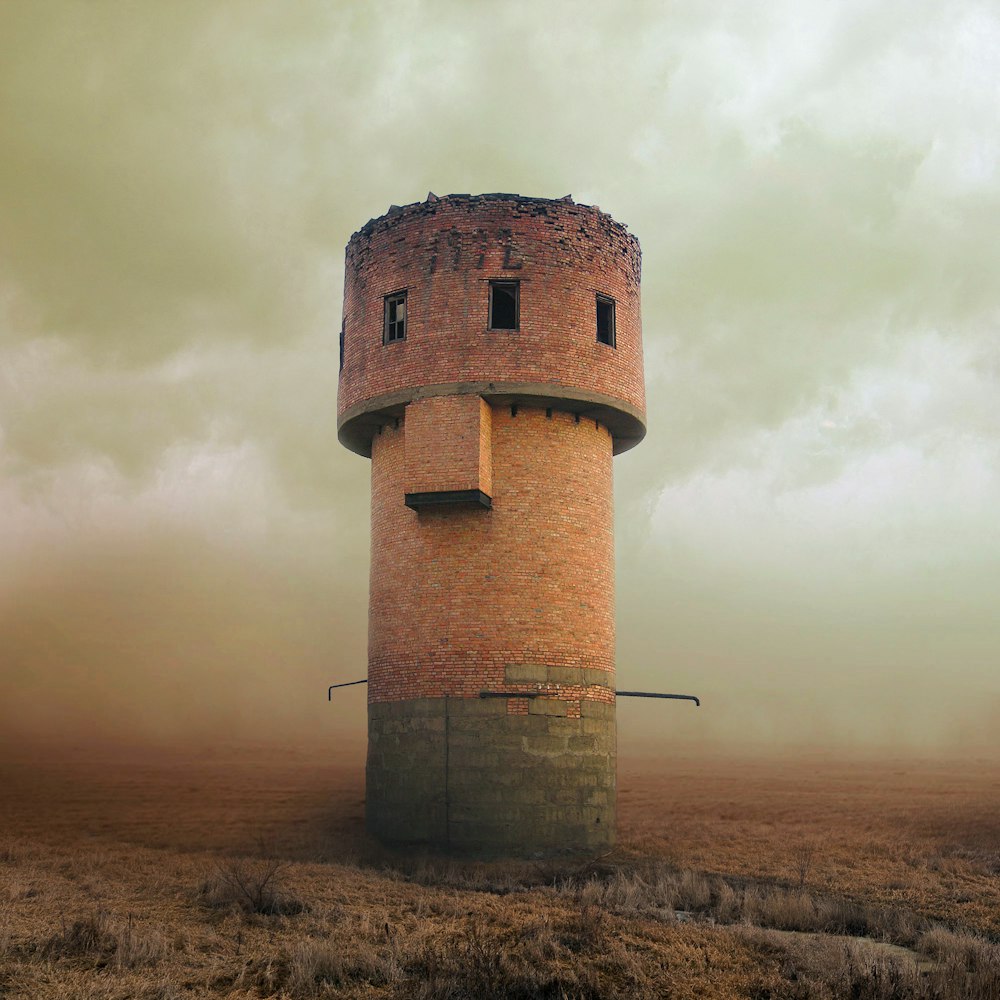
[1,0,997,755]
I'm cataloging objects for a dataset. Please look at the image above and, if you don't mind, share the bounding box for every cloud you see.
[649,329,1000,579]
[1,0,998,754]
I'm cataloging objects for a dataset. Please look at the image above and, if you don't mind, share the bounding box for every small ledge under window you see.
[383,291,407,344]
[596,294,616,348]
[489,280,519,331]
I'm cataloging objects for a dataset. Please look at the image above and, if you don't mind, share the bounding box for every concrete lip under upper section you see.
[338,381,646,458]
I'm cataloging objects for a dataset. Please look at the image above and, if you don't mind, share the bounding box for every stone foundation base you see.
[366,697,616,856]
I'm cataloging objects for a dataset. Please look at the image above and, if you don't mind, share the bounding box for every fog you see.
[2,1,998,758]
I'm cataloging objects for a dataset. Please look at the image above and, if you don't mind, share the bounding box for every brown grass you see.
[1,742,998,998]
[199,857,307,916]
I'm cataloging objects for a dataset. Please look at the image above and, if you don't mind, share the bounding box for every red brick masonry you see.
[370,404,615,705]
[403,395,492,497]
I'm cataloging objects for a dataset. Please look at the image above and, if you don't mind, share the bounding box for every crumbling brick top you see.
[353,193,639,266]
[338,191,646,457]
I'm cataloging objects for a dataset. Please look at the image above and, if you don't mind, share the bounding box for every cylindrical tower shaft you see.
[338,193,644,855]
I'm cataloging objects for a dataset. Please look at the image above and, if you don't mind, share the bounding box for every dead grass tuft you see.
[43,911,117,960]
[399,919,611,1000]
[199,856,306,916]
[563,863,931,947]
[0,842,21,865]
[918,925,1000,973]
[42,910,170,969]
[738,925,1000,1000]
[270,912,645,999]
[286,935,401,994]
[113,915,171,970]
[0,907,10,959]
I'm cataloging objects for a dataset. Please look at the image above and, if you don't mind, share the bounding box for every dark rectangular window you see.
[384,291,407,344]
[596,294,616,347]
[339,325,345,370]
[489,281,519,330]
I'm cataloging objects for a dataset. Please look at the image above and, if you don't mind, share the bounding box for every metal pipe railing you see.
[329,679,700,707]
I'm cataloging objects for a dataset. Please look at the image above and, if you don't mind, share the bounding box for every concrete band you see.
[367,697,616,856]
[338,380,647,457]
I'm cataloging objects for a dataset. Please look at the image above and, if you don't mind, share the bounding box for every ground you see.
[1,740,998,998]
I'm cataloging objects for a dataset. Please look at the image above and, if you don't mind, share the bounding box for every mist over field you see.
[2,1,998,757]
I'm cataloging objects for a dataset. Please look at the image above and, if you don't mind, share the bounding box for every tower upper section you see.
[337,193,645,457]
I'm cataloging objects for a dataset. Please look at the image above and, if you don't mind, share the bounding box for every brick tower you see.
[338,193,645,855]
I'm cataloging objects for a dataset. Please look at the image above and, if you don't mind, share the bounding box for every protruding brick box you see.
[337,193,645,856]
[404,395,492,508]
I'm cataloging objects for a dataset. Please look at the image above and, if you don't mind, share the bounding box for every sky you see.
[1,0,998,757]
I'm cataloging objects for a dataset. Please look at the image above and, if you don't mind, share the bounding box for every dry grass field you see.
[1,740,998,998]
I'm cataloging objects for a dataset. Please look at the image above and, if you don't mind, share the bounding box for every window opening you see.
[384,291,407,344]
[596,294,616,347]
[339,325,345,370]
[489,281,519,330]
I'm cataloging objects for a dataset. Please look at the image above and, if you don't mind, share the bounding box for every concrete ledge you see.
[339,382,646,458]
[404,489,492,510]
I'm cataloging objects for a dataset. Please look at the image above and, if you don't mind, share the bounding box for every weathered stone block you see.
[582,667,613,687]
[528,698,569,717]
[449,697,507,716]
[367,694,617,855]
[521,734,569,755]
[546,665,585,685]
[504,663,549,683]
[580,700,615,720]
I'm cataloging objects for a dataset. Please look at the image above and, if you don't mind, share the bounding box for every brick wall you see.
[369,403,615,708]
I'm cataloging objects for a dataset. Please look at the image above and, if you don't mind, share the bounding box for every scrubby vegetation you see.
[1,745,998,998]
